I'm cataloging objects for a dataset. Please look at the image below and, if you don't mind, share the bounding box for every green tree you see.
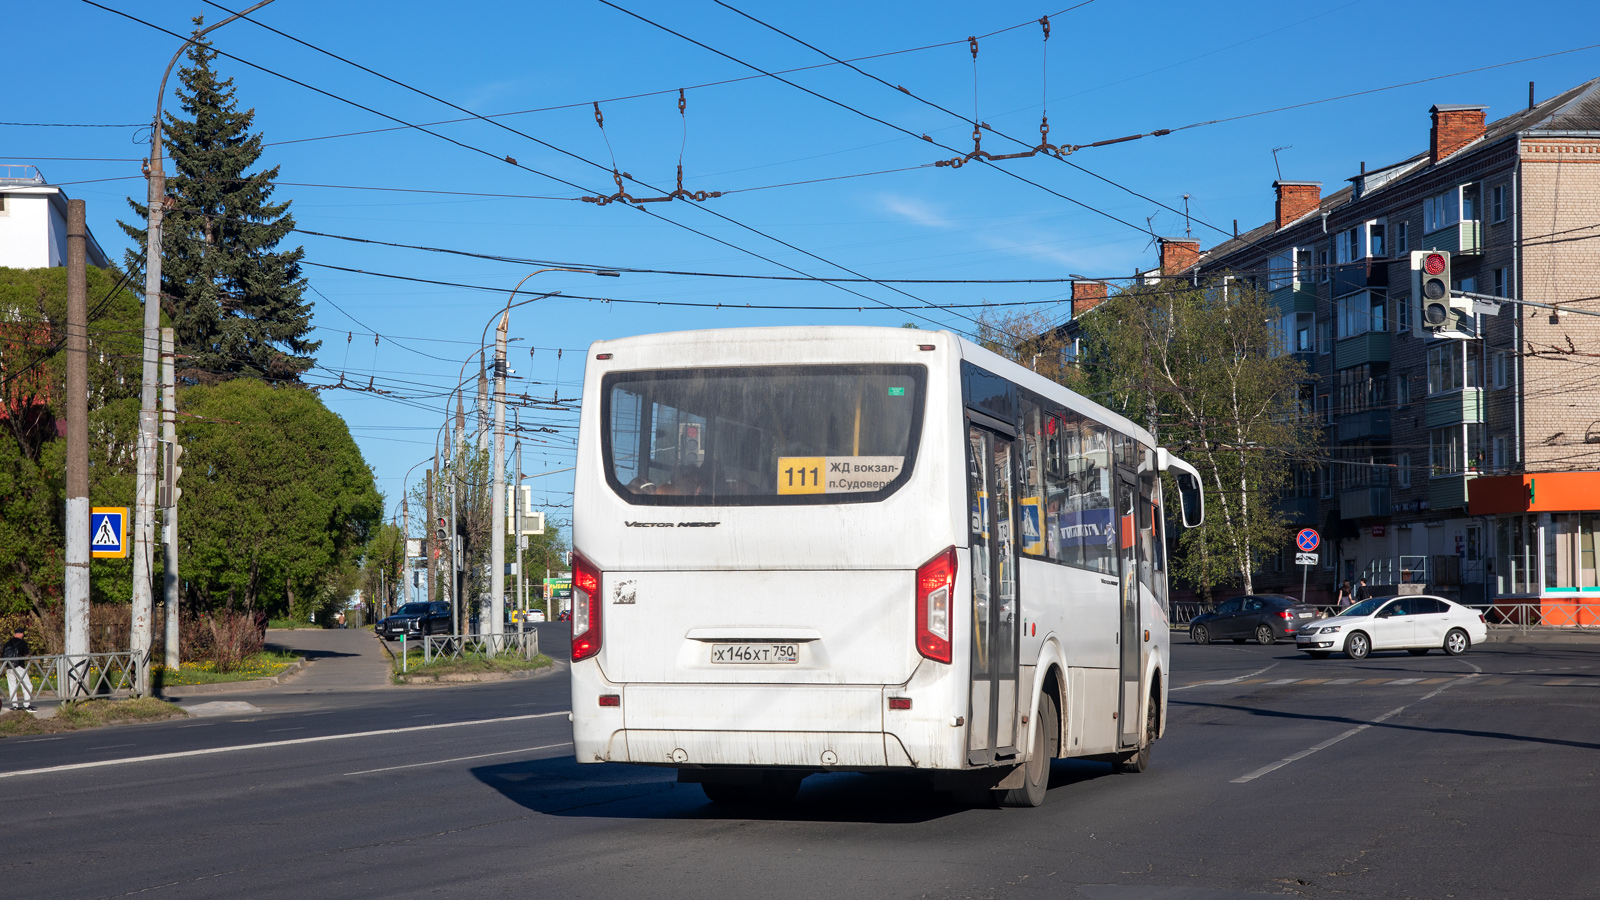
[176,379,381,619]
[1077,279,1318,597]
[119,18,317,384]
[0,266,148,629]
[361,522,405,621]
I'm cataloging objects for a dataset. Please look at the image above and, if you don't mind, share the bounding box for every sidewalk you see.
[160,628,392,701]
[1487,628,1600,645]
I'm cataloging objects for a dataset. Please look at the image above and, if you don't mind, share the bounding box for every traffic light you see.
[1412,250,1467,332]
[159,441,184,509]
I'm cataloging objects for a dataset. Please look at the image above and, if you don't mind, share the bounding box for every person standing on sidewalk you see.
[3,627,36,712]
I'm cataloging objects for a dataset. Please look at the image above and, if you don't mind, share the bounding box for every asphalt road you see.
[3,626,1596,900]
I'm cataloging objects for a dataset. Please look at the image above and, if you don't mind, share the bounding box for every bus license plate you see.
[710,643,799,664]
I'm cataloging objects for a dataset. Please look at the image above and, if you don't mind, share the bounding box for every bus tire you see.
[1112,690,1157,774]
[998,692,1058,808]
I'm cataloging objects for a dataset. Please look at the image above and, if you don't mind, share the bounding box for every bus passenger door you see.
[1116,474,1142,748]
[967,426,1021,764]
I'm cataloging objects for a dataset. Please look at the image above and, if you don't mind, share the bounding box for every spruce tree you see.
[121,18,318,383]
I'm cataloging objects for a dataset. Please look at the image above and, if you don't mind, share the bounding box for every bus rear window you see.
[602,364,926,506]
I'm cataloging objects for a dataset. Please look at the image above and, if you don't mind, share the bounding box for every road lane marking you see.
[1389,678,1423,685]
[1232,706,1407,783]
[0,710,572,780]
[344,742,572,775]
[1326,678,1359,684]
[1419,678,1450,684]
[1232,665,1481,784]
[1296,679,1329,684]
[1266,679,1299,685]
[1358,678,1389,684]
[1171,662,1280,692]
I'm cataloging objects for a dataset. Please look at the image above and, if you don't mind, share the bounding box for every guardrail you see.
[1,651,147,701]
[390,630,540,674]
[1471,603,1600,630]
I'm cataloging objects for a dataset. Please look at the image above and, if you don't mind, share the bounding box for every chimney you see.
[1071,280,1107,317]
[1431,104,1487,164]
[1273,180,1322,229]
[1158,237,1200,276]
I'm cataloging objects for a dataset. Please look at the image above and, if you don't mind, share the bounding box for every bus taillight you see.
[571,550,602,662]
[916,547,957,663]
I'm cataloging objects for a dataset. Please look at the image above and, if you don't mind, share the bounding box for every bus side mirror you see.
[1176,472,1204,529]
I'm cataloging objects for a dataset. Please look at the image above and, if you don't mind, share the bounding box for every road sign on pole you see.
[1294,528,1320,606]
[90,507,128,558]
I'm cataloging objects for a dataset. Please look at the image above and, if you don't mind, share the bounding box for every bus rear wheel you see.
[1112,691,1157,774]
[998,691,1059,808]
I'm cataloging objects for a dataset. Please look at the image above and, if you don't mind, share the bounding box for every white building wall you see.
[0,191,55,268]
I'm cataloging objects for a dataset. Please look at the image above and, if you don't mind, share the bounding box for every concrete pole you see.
[161,327,180,670]
[515,408,525,625]
[402,497,411,606]
[132,128,163,696]
[426,467,436,603]
[454,393,465,635]
[64,199,91,697]
[490,313,508,646]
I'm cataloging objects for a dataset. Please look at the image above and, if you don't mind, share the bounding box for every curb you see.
[154,658,308,697]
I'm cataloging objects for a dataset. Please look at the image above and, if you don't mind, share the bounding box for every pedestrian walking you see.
[1354,577,1370,604]
[1336,581,1352,609]
[3,627,36,712]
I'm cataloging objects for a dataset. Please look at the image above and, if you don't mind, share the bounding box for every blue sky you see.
[9,0,1600,530]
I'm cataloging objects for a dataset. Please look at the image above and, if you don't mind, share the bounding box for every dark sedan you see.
[1190,594,1323,645]
[376,601,452,641]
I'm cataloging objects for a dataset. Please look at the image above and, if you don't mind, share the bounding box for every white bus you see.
[570,326,1203,806]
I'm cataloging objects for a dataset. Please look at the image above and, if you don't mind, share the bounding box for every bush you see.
[180,609,267,672]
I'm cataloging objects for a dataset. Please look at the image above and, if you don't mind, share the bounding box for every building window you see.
[1368,221,1386,258]
[1425,185,1479,234]
[1396,220,1408,254]
[1336,227,1361,264]
[1492,350,1512,389]
[1395,373,1412,407]
[1316,393,1332,425]
[1337,291,1386,338]
[1492,435,1508,470]
[1458,275,1477,295]
[1493,267,1508,299]
[1396,292,1411,331]
[1337,365,1387,415]
[1398,452,1412,488]
[1318,248,1330,282]
[1268,253,1293,292]
[1317,320,1331,354]
[1490,184,1507,223]
[1294,313,1314,353]
[1319,464,1334,499]
[1427,342,1482,394]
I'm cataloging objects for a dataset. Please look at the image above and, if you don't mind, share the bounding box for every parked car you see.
[1190,594,1323,645]
[1296,594,1487,659]
[376,601,452,641]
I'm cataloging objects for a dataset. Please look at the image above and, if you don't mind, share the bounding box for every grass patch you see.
[393,652,554,684]
[0,698,186,738]
[152,650,300,688]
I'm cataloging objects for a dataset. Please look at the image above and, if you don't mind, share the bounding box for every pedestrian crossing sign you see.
[90,507,128,558]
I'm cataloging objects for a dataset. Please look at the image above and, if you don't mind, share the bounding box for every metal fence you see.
[390,630,540,673]
[1170,599,1598,632]
[1,651,147,701]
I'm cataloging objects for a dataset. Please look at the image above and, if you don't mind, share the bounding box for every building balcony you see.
[1269,284,1318,315]
[1422,221,1483,255]
[1334,331,1391,369]
[1424,389,1485,428]
[1332,260,1390,298]
[1337,408,1392,442]
[1340,486,1392,519]
[1273,495,1319,525]
[1428,474,1475,510]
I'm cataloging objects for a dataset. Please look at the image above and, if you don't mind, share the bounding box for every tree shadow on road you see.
[472,756,1114,823]
[1172,698,1600,751]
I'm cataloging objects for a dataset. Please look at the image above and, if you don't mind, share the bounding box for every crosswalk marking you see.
[1326,678,1360,684]
[1266,678,1299,685]
[1418,678,1451,684]
[1389,678,1423,685]
[1296,679,1329,684]
[1359,678,1391,684]
[1544,679,1575,686]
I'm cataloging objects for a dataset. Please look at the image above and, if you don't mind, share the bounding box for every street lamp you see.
[483,267,618,647]
[130,0,281,696]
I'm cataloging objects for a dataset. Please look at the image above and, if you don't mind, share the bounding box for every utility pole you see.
[490,313,508,646]
[426,466,436,603]
[454,393,465,635]
[161,327,180,671]
[135,0,278,703]
[514,408,525,625]
[402,496,411,606]
[64,199,91,697]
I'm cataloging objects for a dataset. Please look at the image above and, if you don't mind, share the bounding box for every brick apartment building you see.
[1067,76,1600,618]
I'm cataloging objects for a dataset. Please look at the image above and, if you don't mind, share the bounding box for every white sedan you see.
[1296,594,1488,659]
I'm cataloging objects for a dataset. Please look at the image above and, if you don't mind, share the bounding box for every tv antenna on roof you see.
[1271,145,1292,181]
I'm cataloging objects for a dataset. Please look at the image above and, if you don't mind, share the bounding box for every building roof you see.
[1193,75,1600,268]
